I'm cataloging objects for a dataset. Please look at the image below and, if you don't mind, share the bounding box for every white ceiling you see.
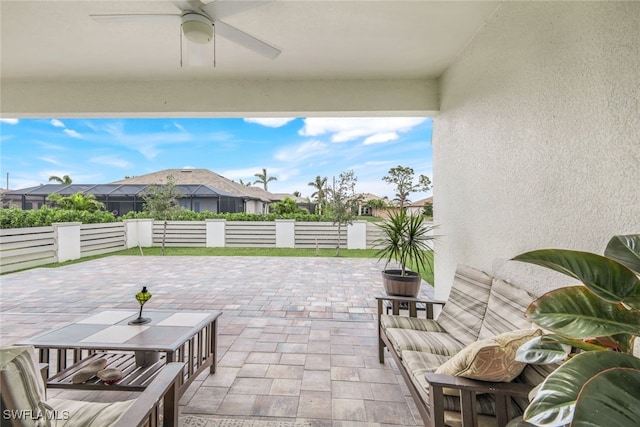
[1,0,502,83]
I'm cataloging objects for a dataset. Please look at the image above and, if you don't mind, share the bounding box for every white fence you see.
[0,219,393,273]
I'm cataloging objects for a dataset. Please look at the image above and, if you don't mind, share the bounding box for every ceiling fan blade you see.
[171,0,205,14]
[202,0,273,20]
[214,20,281,59]
[90,14,180,24]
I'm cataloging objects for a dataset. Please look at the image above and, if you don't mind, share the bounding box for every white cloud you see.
[300,117,427,144]
[275,140,328,163]
[90,156,133,168]
[38,157,63,166]
[50,119,65,128]
[64,129,82,138]
[363,132,399,145]
[0,118,18,125]
[244,118,296,128]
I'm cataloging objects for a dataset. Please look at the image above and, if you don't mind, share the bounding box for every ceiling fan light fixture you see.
[182,13,213,44]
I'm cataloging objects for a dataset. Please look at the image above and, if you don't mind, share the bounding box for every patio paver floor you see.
[0,256,431,426]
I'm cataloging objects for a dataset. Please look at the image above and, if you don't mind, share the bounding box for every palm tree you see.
[292,191,302,198]
[253,168,277,191]
[47,192,104,211]
[308,175,328,215]
[48,175,72,184]
[238,179,252,187]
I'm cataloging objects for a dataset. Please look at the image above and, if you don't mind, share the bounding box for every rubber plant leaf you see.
[513,249,640,309]
[604,234,640,275]
[515,336,571,364]
[572,367,640,427]
[523,351,640,426]
[526,286,640,338]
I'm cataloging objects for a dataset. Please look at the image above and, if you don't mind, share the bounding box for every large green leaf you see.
[523,352,640,426]
[572,367,640,427]
[513,249,640,309]
[527,286,640,338]
[605,234,640,275]
[515,336,571,364]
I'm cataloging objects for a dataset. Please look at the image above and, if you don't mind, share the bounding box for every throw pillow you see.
[435,329,542,382]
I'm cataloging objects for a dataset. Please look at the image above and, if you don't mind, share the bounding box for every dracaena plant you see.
[510,235,640,427]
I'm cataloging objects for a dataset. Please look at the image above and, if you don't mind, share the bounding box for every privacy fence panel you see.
[295,222,347,249]
[366,222,385,249]
[0,226,57,273]
[225,221,276,247]
[80,223,126,257]
[152,221,206,247]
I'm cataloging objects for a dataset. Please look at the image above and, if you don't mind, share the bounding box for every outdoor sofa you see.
[377,265,556,427]
[0,345,183,427]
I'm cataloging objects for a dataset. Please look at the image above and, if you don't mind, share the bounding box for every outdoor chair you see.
[0,346,183,427]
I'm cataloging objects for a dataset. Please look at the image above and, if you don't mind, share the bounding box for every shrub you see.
[0,207,116,229]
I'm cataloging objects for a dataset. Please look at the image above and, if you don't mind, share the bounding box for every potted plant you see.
[509,234,640,426]
[375,210,436,297]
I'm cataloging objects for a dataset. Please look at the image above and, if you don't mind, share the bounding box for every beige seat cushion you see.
[380,315,445,332]
[385,328,466,357]
[45,398,134,427]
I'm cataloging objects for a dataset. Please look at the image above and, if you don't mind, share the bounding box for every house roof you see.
[112,169,274,202]
[4,183,238,198]
[408,197,433,207]
[359,193,389,203]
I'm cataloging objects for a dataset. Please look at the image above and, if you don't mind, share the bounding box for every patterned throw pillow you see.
[435,329,542,382]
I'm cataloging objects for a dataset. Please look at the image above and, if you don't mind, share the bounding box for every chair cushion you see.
[385,328,465,357]
[435,329,542,382]
[380,315,445,332]
[0,346,48,423]
[45,398,134,427]
[477,279,536,340]
[435,265,493,345]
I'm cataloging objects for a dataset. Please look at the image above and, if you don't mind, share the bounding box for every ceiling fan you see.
[90,0,281,66]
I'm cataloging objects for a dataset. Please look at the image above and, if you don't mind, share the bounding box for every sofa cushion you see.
[0,346,48,423]
[401,351,500,417]
[435,329,542,382]
[380,315,445,332]
[436,265,493,346]
[45,398,134,427]
[385,328,465,357]
[478,279,536,340]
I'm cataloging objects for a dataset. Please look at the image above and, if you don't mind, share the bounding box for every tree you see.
[308,175,328,215]
[292,191,302,198]
[48,175,72,184]
[382,166,432,209]
[270,197,299,215]
[142,175,183,255]
[47,192,105,211]
[253,168,277,191]
[327,170,363,256]
[238,179,252,187]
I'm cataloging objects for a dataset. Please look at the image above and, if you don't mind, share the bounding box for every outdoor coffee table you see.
[16,309,221,397]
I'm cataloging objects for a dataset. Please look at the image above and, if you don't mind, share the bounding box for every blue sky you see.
[0,117,433,200]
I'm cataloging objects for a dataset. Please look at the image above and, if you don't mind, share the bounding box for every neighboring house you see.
[113,169,275,214]
[406,196,433,216]
[358,193,392,217]
[3,168,287,215]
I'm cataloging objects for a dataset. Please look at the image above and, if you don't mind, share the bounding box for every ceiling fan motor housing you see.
[182,13,213,44]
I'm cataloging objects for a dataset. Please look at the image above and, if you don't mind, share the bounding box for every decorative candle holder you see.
[128,286,152,325]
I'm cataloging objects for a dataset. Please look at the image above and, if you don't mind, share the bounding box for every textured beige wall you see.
[433,2,640,299]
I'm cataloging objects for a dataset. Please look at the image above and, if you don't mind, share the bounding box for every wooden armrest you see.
[376,295,446,319]
[376,295,447,305]
[111,362,184,427]
[425,373,532,427]
[425,373,532,397]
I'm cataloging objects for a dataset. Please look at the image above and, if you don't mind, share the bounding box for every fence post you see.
[206,219,226,247]
[275,219,295,248]
[53,222,81,262]
[347,220,367,249]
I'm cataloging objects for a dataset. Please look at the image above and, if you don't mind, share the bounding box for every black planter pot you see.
[381,269,421,297]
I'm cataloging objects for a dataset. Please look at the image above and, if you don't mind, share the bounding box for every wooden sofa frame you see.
[377,295,533,427]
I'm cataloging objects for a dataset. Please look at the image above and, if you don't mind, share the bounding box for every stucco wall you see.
[433,2,640,299]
